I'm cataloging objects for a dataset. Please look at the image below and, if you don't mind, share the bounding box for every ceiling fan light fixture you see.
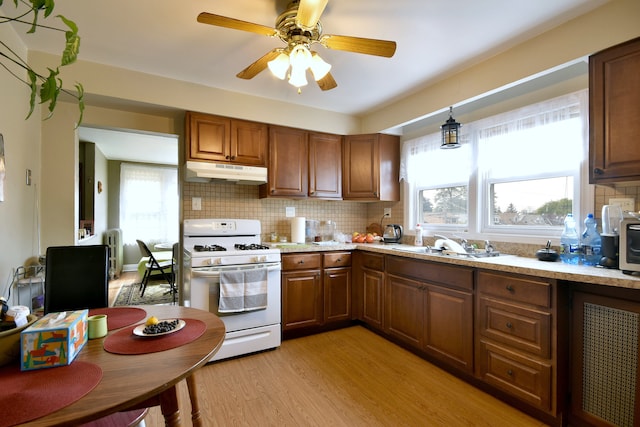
[289,44,312,70]
[288,64,308,88]
[267,52,290,80]
[309,52,331,81]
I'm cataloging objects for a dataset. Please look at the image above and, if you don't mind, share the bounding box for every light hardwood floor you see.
[142,326,549,426]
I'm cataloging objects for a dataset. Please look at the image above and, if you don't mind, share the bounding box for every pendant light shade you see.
[441,106,462,149]
[267,51,290,80]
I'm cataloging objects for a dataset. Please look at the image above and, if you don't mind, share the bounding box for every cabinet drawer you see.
[324,252,351,268]
[477,271,551,308]
[359,252,385,271]
[479,297,551,358]
[282,253,322,271]
[478,339,552,412]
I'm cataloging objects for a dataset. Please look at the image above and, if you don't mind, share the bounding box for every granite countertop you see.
[271,242,640,290]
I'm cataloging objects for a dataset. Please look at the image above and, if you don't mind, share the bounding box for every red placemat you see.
[88,307,146,330]
[103,318,206,355]
[0,361,103,427]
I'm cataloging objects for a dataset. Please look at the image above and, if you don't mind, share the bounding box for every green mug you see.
[88,314,108,339]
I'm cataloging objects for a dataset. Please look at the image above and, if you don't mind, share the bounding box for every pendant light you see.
[441,106,461,149]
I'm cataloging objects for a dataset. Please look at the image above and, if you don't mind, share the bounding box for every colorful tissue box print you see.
[20,310,88,371]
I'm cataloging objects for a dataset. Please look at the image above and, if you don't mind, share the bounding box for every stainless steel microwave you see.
[619,218,640,274]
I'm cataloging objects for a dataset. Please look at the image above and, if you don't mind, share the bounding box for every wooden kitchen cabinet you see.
[282,253,323,331]
[185,111,267,166]
[309,132,342,199]
[476,270,566,420]
[260,127,343,199]
[353,251,385,331]
[386,255,474,374]
[261,126,308,198]
[281,252,352,336]
[343,133,400,201]
[589,36,640,183]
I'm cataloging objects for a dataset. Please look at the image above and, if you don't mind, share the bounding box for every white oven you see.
[183,219,281,362]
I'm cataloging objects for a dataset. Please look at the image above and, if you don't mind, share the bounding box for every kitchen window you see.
[401,89,589,243]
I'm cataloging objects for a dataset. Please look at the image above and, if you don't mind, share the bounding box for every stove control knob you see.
[254,255,267,263]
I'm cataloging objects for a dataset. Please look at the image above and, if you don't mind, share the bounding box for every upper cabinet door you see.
[309,132,342,199]
[230,119,268,167]
[186,112,230,162]
[343,133,399,201]
[590,37,640,183]
[262,126,308,198]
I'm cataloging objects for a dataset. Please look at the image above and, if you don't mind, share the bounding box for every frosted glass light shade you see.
[310,53,331,80]
[267,52,290,80]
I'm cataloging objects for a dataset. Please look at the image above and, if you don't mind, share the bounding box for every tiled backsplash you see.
[183,182,403,242]
[595,183,640,218]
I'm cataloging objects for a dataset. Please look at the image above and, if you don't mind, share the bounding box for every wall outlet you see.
[285,206,295,217]
[192,197,202,211]
[609,197,635,212]
[384,208,391,217]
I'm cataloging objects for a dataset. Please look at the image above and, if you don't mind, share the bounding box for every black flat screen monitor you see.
[44,245,110,314]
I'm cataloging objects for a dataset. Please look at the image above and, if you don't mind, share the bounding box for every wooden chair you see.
[136,239,176,301]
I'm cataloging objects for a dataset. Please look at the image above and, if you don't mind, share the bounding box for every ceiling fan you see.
[197,0,397,91]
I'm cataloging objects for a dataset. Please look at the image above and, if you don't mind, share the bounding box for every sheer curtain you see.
[119,163,178,245]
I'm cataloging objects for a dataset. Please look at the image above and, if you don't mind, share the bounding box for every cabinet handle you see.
[507,369,513,376]
[225,155,230,160]
[593,168,604,175]
[298,260,304,264]
[506,322,513,329]
[337,258,342,262]
[506,284,514,292]
[230,156,236,160]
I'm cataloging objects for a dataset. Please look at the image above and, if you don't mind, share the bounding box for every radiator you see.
[104,228,123,279]
[582,302,638,427]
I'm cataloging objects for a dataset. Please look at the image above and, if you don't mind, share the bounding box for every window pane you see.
[490,177,573,227]
[419,186,468,225]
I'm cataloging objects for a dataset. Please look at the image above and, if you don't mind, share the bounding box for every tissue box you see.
[20,310,88,371]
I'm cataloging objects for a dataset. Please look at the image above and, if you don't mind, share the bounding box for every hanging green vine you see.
[0,0,84,126]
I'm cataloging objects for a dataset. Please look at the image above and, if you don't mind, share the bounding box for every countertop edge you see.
[275,242,640,290]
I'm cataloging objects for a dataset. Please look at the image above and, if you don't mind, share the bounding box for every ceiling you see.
[4,0,608,161]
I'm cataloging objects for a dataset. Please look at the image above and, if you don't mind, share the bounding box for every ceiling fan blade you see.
[316,72,337,91]
[236,49,282,80]
[296,0,328,31]
[321,34,397,58]
[197,12,277,37]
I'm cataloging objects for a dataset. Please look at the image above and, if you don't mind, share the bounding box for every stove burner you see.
[193,244,226,252]
[234,243,270,251]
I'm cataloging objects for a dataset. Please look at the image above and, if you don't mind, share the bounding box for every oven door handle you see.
[192,264,281,278]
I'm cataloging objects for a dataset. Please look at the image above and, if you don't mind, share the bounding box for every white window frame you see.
[401,89,591,246]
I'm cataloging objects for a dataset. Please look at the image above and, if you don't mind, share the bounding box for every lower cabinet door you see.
[424,284,473,373]
[478,339,552,412]
[282,270,322,330]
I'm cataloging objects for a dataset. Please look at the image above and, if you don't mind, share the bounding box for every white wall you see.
[0,23,42,304]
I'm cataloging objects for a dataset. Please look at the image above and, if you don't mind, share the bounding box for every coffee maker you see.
[599,205,623,268]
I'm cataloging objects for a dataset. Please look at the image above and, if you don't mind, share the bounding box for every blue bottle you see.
[560,214,581,264]
[581,213,602,266]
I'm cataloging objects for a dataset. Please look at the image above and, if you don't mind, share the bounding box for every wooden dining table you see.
[18,305,225,427]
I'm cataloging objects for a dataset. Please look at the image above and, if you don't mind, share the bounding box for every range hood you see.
[185,161,267,185]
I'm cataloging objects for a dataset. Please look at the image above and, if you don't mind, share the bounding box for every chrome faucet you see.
[484,240,495,253]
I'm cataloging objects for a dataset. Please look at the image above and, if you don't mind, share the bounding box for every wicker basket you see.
[0,314,38,367]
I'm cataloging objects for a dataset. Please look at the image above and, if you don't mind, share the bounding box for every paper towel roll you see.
[291,217,305,243]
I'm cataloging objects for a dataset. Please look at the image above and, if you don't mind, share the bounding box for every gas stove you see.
[184,219,280,265]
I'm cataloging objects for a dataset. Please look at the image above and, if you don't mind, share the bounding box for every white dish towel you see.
[219,268,268,313]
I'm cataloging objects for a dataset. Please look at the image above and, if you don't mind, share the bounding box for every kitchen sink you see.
[390,246,509,258]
